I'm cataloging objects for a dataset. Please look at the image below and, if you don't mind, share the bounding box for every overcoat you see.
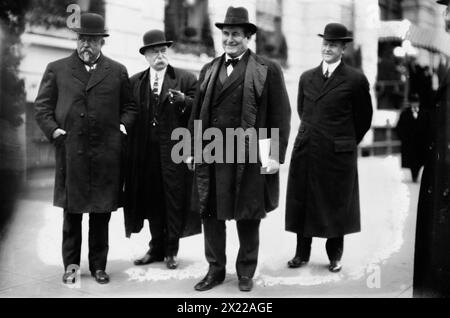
[34,51,137,213]
[285,62,373,237]
[189,50,291,220]
[413,68,450,297]
[123,65,201,238]
[395,107,427,169]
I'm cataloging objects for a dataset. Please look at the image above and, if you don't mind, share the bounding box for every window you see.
[379,0,403,21]
[256,0,288,67]
[164,0,215,57]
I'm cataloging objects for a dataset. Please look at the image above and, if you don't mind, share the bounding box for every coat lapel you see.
[309,64,324,96]
[199,57,222,128]
[160,65,177,105]
[316,62,346,101]
[71,52,90,86]
[241,51,267,130]
[86,54,111,91]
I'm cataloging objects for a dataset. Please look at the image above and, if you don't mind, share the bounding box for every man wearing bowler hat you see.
[34,13,137,284]
[413,0,450,297]
[123,30,200,270]
[186,7,291,292]
[285,23,372,273]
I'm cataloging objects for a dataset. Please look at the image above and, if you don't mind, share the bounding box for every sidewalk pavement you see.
[0,155,418,298]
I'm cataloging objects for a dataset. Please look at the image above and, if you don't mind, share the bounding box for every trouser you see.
[296,234,344,262]
[203,215,261,279]
[62,211,111,273]
[148,212,180,258]
[146,141,179,258]
[410,166,421,182]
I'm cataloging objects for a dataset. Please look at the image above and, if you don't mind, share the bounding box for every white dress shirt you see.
[225,50,247,76]
[149,67,167,96]
[322,59,342,77]
[83,54,101,72]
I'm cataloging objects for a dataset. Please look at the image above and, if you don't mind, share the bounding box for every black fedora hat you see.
[437,0,449,5]
[318,23,353,42]
[71,12,109,37]
[139,30,173,55]
[215,6,258,35]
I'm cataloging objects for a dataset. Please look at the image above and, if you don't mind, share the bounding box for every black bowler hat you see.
[215,6,258,35]
[318,23,353,42]
[437,0,449,5]
[139,30,173,55]
[71,12,109,37]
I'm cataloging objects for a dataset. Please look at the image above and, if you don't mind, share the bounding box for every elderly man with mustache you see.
[34,13,137,285]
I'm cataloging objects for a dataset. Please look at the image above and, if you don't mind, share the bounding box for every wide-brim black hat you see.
[139,30,173,55]
[215,6,258,35]
[437,0,449,5]
[71,12,109,37]
[318,22,353,42]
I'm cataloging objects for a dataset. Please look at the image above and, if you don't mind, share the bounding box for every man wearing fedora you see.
[34,13,137,284]
[123,30,200,270]
[186,6,291,292]
[413,0,450,297]
[285,23,372,273]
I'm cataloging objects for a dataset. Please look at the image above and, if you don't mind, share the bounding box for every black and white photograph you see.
[1,0,450,302]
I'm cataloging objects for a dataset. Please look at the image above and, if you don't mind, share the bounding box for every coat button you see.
[80,113,85,118]
[213,118,218,123]
[443,188,449,197]
[78,131,83,136]
[77,150,83,155]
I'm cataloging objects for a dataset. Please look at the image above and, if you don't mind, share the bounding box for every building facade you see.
[18,0,449,170]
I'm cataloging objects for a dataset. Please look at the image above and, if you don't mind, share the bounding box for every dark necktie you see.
[151,73,160,127]
[324,68,330,79]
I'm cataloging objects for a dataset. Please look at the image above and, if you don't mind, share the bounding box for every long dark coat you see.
[395,107,427,169]
[34,51,137,213]
[189,50,291,220]
[123,65,201,238]
[413,69,450,297]
[285,62,373,238]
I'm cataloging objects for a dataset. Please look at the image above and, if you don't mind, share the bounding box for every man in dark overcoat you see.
[413,0,450,298]
[395,95,427,183]
[34,13,137,284]
[186,7,291,292]
[123,30,200,270]
[285,23,373,273]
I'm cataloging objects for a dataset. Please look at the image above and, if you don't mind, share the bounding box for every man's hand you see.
[168,89,185,104]
[52,128,67,140]
[185,156,195,171]
[261,158,280,175]
[120,124,127,135]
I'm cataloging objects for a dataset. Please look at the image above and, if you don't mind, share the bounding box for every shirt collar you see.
[150,67,167,80]
[322,59,341,75]
[225,50,247,62]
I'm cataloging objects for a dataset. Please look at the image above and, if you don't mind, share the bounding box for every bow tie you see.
[225,58,239,67]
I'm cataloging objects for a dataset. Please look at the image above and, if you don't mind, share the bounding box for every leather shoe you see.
[238,276,253,292]
[62,270,77,284]
[287,256,309,268]
[329,260,342,273]
[134,253,164,266]
[194,273,225,291]
[91,270,110,284]
[165,256,178,269]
